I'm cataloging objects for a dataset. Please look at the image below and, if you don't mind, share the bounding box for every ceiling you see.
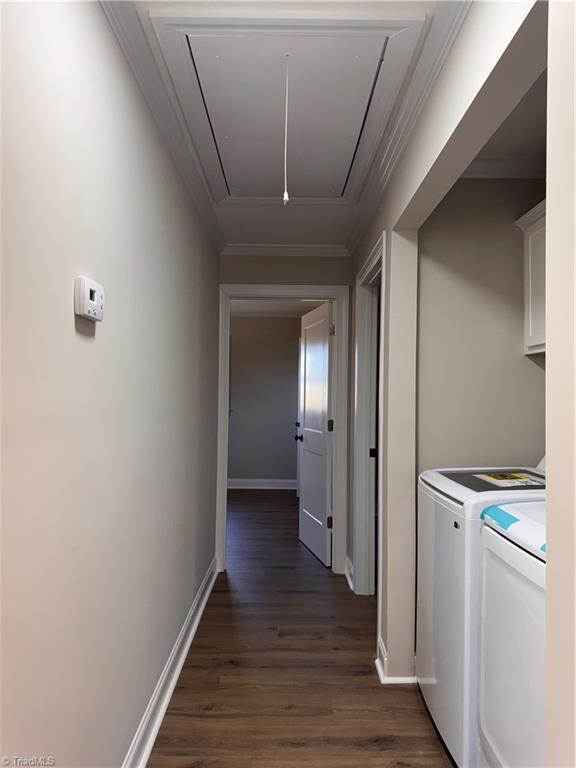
[464,72,547,179]
[104,1,470,255]
[230,299,325,316]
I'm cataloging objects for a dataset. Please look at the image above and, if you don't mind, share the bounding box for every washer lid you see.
[420,467,545,505]
[481,501,546,561]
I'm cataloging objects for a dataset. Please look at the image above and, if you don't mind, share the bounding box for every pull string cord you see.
[283,54,290,206]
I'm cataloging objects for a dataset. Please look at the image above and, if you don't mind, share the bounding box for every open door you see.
[297,302,332,566]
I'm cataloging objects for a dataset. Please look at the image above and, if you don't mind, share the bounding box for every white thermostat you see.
[74,276,105,321]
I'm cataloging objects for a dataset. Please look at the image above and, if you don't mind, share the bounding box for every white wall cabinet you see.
[517,200,546,355]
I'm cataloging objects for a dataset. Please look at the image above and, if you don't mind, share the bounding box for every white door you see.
[299,303,332,566]
[296,336,304,498]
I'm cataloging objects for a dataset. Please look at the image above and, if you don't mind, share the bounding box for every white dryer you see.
[416,466,545,768]
[478,500,546,768]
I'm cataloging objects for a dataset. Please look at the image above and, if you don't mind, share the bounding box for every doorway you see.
[351,236,384,595]
[216,284,350,575]
[227,306,310,493]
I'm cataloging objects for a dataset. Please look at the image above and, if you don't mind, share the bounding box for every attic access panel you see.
[188,33,385,199]
[149,12,426,204]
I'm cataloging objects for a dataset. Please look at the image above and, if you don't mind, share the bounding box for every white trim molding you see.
[375,637,417,685]
[376,230,418,680]
[104,2,469,255]
[142,8,426,206]
[516,199,546,231]
[221,243,351,259]
[101,2,225,253]
[217,284,349,575]
[351,233,384,595]
[122,558,218,768]
[356,233,385,286]
[228,478,297,490]
[345,557,355,593]
[347,1,470,252]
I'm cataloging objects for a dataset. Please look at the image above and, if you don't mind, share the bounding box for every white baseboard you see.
[122,557,218,768]
[345,556,355,593]
[227,478,297,490]
[374,636,417,685]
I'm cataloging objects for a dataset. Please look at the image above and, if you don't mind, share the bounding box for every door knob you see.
[295,434,303,442]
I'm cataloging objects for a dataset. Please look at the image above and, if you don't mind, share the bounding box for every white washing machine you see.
[416,465,546,768]
[477,500,546,768]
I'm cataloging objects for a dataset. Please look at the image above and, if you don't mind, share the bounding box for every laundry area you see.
[413,73,548,768]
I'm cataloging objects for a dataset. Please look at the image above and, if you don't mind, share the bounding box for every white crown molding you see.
[356,230,384,285]
[462,157,546,179]
[342,17,427,203]
[102,2,225,253]
[221,243,351,258]
[148,3,429,26]
[348,1,471,254]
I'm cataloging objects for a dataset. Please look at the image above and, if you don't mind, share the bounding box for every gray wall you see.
[418,178,546,472]
[228,317,300,481]
[220,254,352,285]
[1,4,219,765]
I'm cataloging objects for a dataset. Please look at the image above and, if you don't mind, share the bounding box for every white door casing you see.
[352,234,384,594]
[296,336,304,498]
[216,284,349,575]
[299,303,332,566]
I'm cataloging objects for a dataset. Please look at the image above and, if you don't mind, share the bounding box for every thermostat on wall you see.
[74,276,105,321]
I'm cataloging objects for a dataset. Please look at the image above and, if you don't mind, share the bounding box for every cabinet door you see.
[525,220,545,354]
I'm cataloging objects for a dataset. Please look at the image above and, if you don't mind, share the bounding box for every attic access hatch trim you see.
[147,12,427,205]
[185,35,231,197]
[103,2,470,250]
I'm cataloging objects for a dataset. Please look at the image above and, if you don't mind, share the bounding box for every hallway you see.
[148,491,450,767]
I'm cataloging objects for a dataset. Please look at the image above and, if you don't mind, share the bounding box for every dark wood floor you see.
[148,490,450,767]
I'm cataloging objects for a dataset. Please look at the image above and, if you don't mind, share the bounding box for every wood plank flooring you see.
[148,490,450,768]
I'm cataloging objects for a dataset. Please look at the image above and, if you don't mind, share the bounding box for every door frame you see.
[296,335,305,498]
[216,283,350,575]
[352,234,384,595]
